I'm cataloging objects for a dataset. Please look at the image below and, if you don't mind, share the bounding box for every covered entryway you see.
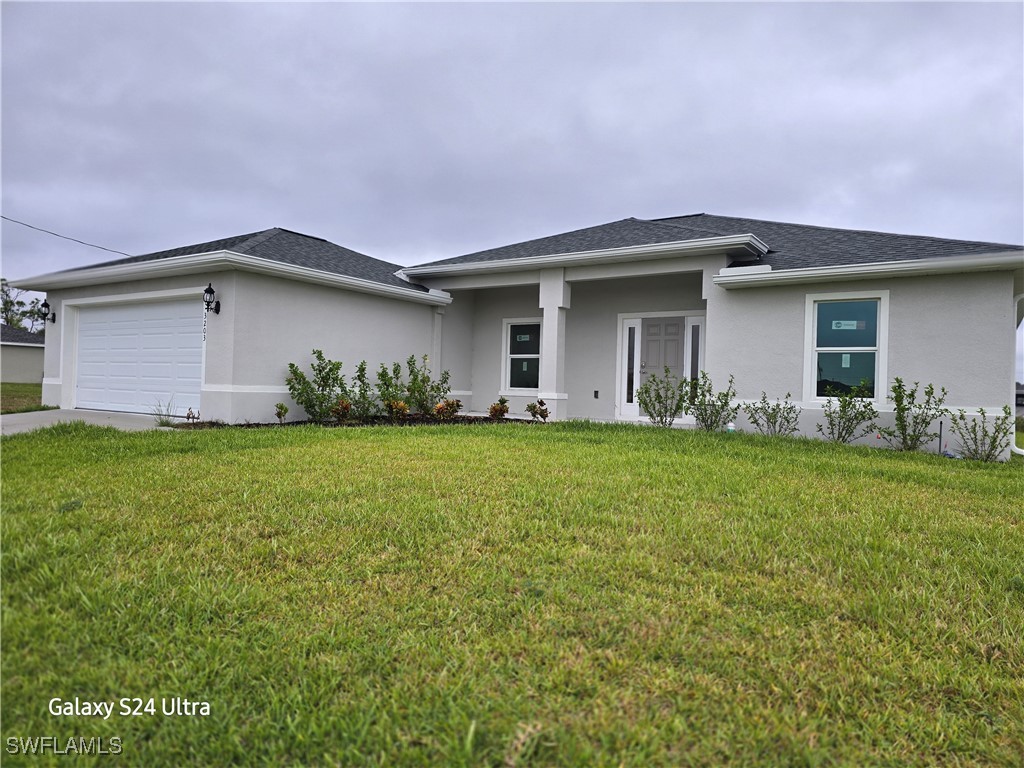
[75,300,203,416]
[618,312,704,420]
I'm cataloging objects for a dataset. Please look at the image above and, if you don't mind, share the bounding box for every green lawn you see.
[2,422,1022,766]
[0,382,56,414]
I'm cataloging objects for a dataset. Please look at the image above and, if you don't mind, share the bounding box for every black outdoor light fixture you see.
[203,283,221,315]
[40,300,56,324]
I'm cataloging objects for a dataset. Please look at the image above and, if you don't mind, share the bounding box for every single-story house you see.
[1,323,45,383]
[12,214,1024,454]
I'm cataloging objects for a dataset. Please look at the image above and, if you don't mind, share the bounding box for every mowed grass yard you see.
[1,422,1022,766]
[0,382,54,414]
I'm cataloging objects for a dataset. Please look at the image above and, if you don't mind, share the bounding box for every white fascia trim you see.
[400,234,768,278]
[714,251,1023,288]
[1,341,45,348]
[13,251,453,306]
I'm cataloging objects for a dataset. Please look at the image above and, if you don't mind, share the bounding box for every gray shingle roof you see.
[418,214,1023,271]
[73,228,425,292]
[1,323,44,345]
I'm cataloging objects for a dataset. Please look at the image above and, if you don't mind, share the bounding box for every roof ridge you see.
[636,216,736,240]
[661,213,1023,249]
[230,228,283,254]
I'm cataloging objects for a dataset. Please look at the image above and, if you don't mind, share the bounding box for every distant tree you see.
[1,278,45,332]
[1,278,27,328]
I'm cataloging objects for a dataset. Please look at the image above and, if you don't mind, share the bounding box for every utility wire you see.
[1,215,131,256]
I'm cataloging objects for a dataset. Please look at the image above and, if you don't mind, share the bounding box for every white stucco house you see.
[1,323,45,383]
[13,214,1024,452]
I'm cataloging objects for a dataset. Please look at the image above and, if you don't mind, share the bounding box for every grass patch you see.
[2,422,1022,765]
[0,382,56,414]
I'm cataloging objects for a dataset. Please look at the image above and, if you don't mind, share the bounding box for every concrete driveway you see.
[1,409,171,436]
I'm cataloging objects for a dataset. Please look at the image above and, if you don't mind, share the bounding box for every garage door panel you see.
[76,301,203,416]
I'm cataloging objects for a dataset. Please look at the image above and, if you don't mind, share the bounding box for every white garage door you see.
[76,300,203,416]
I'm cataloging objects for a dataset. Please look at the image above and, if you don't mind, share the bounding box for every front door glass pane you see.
[626,326,636,403]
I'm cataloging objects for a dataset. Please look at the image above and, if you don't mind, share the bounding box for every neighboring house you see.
[1,323,45,384]
[12,214,1024,454]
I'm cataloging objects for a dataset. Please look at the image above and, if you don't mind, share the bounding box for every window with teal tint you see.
[816,300,878,348]
[507,322,540,389]
[815,299,880,397]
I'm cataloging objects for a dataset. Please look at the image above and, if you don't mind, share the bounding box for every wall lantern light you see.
[203,283,221,315]
[40,300,57,324]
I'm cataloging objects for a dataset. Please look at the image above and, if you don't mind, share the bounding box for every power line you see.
[1,215,131,257]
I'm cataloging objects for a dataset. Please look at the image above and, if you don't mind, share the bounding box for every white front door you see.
[75,300,203,416]
[618,314,703,420]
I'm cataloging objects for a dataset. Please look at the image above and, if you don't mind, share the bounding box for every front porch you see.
[433,268,714,422]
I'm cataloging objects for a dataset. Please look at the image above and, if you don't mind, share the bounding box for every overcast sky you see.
[2,1,1023,377]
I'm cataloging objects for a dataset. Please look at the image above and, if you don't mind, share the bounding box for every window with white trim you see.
[812,297,881,398]
[504,319,541,390]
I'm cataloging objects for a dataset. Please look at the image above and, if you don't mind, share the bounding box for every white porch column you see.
[539,268,570,420]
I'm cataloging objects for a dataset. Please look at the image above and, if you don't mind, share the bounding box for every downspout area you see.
[1013,292,1024,457]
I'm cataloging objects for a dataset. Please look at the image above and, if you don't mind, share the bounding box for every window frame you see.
[501,317,542,395]
[803,290,889,403]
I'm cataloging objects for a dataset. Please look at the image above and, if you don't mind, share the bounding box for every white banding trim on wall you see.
[201,384,291,394]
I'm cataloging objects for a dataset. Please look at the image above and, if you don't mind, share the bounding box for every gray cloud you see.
[2,1,1021,278]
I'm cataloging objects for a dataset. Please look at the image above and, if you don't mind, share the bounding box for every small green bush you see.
[637,367,688,427]
[816,382,878,443]
[375,362,405,414]
[286,350,349,424]
[274,402,289,424]
[405,355,452,414]
[687,372,739,432]
[948,405,1014,462]
[743,392,801,437]
[878,378,948,452]
[350,361,380,421]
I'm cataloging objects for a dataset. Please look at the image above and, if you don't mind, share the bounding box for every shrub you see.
[686,372,739,432]
[489,397,509,420]
[350,361,380,422]
[384,400,409,422]
[375,362,405,413]
[330,397,352,425]
[948,405,1014,462]
[274,402,289,425]
[286,350,348,424]
[878,378,948,452]
[525,399,550,423]
[743,392,802,437]
[636,367,688,427]
[816,382,878,443]
[433,398,463,421]
[405,355,452,414]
